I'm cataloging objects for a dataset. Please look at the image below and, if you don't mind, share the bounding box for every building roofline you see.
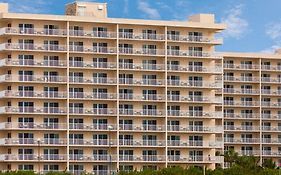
[0,12,226,30]
[219,51,281,59]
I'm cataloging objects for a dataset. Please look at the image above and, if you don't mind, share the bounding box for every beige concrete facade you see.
[0,1,280,175]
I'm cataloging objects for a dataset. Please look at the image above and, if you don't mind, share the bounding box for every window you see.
[119,28,133,38]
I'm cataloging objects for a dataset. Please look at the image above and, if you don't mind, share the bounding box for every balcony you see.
[167,65,222,73]
[69,46,117,54]
[119,139,165,147]
[223,100,260,107]
[0,27,67,36]
[119,155,165,162]
[224,76,259,83]
[261,101,281,108]
[69,77,117,85]
[223,88,260,95]
[262,138,281,144]
[236,150,260,156]
[167,80,221,88]
[119,124,165,131]
[0,59,67,67]
[261,77,281,83]
[119,78,165,86]
[0,154,67,161]
[0,122,66,130]
[167,34,223,44]
[0,90,67,99]
[69,61,117,69]
[0,75,67,83]
[224,125,260,131]
[119,48,165,56]
[69,123,116,131]
[119,109,165,117]
[224,64,260,70]
[261,65,281,71]
[168,156,224,163]
[167,125,223,133]
[167,110,222,118]
[69,108,117,115]
[261,90,281,95]
[0,43,67,52]
[262,114,281,120]
[224,138,260,144]
[119,94,165,101]
[69,139,117,146]
[167,95,222,103]
[0,138,67,146]
[0,106,67,115]
[261,126,281,132]
[69,30,116,38]
[119,63,165,71]
[69,92,117,100]
[224,113,260,119]
[167,140,222,148]
[69,154,117,162]
[167,50,221,59]
[119,32,165,41]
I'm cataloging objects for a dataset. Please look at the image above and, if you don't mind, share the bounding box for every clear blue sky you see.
[1,0,281,53]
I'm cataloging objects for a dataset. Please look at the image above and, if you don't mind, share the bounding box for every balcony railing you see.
[69,30,116,38]
[167,95,222,103]
[261,65,281,71]
[167,140,222,147]
[168,156,224,163]
[119,32,165,40]
[0,43,66,52]
[167,125,223,133]
[119,78,165,86]
[119,94,165,101]
[69,46,117,54]
[119,139,165,146]
[0,122,67,130]
[223,88,260,95]
[262,114,281,120]
[167,65,222,73]
[0,106,67,114]
[224,113,260,119]
[69,92,117,100]
[167,50,221,58]
[261,77,281,83]
[69,124,116,130]
[223,100,260,107]
[119,109,165,116]
[167,80,221,88]
[119,63,165,71]
[167,110,222,118]
[0,27,67,36]
[261,90,281,95]
[0,138,67,145]
[223,64,260,70]
[69,108,117,115]
[69,139,117,146]
[0,75,67,83]
[261,102,281,107]
[0,154,67,161]
[69,61,117,69]
[224,76,260,82]
[261,126,281,131]
[119,124,165,131]
[224,125,260,131]
[69,154,117,161]
[224,138,260,143]
[0,59,67,67]
[69,77,116,84]
[0,90,67,99]
[167,34,223,44]
[119,48,165,56]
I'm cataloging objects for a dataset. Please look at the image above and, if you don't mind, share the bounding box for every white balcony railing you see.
[0,27,67,36]
[119,63,165,71]
[0,106,67,114]
[69,61,117,69]
[167,95,222,103]
[119,78,165,86]
[167,65,222,73]
[119,124,165,131]
[0,59,67,67]
[0,43,67,52]
[119,48,165,56]
[167,125,223,133]
[69,92,117,100]
[69,77,116,84]
[119,32,165,40]
[167,110,222,118]
[167,50,221,59]
[119,140,165,146]
[167,34,223,44]
[69,30,117,38]
[119,94,165,101]
[167,80,221,88]
[0,90,67,99]
[0,75,67,83]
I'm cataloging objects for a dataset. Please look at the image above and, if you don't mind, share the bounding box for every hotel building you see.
[0,1,279,174]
